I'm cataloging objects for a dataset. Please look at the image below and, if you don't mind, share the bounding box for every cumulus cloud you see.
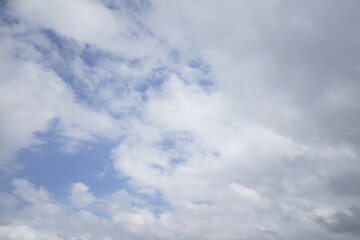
[0,225,61,240]
[0,179,132,239]
[69,182,96,208]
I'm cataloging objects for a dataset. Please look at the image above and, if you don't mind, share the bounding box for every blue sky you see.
[1,0,360,239]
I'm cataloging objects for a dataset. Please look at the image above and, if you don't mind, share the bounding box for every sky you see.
[1,0,360,239]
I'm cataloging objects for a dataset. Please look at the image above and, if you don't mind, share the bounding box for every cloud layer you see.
[1,0,360,239]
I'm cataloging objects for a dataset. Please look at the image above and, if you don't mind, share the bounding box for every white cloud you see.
[0,225,61,240]
[0,179,175,239]
[9,0,163,59]
[228,182,264,204]
[0,28,123,168]
[11,0,121,47]
[69,182,96,208]
[13,179,50,204]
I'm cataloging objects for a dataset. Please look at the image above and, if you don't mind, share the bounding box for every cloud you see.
[69,182,96,208]
[11,0,122,48]
[0,179,179,239]
[317,207,360,236]
[9,0,161,58]
[148,0,360,148]
[13,179,50,204]
[327,173,360,196]
[1,0,360,239]
[0,26,122,169]
[0,225,61,240]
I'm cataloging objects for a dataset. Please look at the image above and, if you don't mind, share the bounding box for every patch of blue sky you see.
[125,51,214,102]
[198,79,214,87]
[33,30,133,111]
[127,57,142,68]
[187,58,211,75]
[101,0,120,10]
[13,29,73,68]
[159,138,176,151]
[102,0,150,14]
[80,47,99,67]
[170,49,181,64]
[11,124,124,199]
[164,52,216,92]
[0,170,13,195]
[41,29,69,52]
[0,5,19,26]
[187,58,216,91]
[5,119,172,216]
[156,134,191,168]
[130,189,171,217]
[169,158,186,167]
[146,66,171,88]
[124,0,151,15]
[150,164,166,174]
[100,0,154,39]
[136,66,171,102]
[80,44,128,67]
[37,30,95,104]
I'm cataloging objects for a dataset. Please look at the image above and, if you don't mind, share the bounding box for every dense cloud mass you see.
[1,0,360,239]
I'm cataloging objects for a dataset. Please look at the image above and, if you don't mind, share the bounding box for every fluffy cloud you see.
[69,182,96,208]
[0,225,61,240]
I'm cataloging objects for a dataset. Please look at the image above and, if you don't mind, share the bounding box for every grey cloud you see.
[317,207,360,236]
[328,173,360,196]
[260,0,360,147]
